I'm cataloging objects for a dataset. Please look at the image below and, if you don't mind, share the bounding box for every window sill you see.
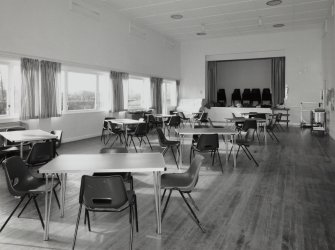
[0,116,20,123]
[61,109,107,115]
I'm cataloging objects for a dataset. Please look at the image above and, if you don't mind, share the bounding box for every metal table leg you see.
[232,135,236,168]
[153,171,162,234]
[43,174,54,241]
[60,173,67,217]
[179,134,184,168]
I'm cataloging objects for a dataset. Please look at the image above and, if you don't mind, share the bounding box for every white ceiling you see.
[101,0,332,40]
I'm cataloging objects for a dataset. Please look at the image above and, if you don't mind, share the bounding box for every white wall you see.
[322,4,335,139]
[0,0,180,142]
[216,59,272,105]
[180,29,324,124]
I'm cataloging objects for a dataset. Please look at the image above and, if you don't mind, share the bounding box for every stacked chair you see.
[241,89,252,107]
[231,89,242,107]
[217,89,227,107]
[251,88,262,107]
[261,88,272,107]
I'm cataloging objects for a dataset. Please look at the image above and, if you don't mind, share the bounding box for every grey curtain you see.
[271,57,286,106]
[176,80,180,106]
[206,61,217,104]
[150,77,163,114]
[20,58,40,120]
[111,71,129,112]
[40,60,61,118]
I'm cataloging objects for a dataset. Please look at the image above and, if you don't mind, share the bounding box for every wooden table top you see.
[177,127,238,135]
[108,119,144,125]
[39,153,166,174]
[0,129,57,143]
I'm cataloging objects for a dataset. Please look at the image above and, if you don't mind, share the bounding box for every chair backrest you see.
[183,155,204,191]
[276,113,282,122]
[156,128,167,146]
[196,134,219,151]
[26,141,55,166]
[100,147,128,154]
[148,114,156,123]
[134,122,148,136]
[199,112,208,122]
[242,119,257,131]
[50,130,63,149]
[168,115,181,127]
[79,175,129,210]
[2,156,36,196]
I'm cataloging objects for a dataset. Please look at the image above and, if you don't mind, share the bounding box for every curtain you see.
[206,61,217,104]
[20,58,40,120]
[150,77,163,114]
[176,80,180,106]
[111,71,129,112]
[271,57,286,106]
[40,60,61,118]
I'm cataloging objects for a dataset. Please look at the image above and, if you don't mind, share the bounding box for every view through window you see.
[126,76,151,110]
[0,64,8,115]
[162,80,177,113]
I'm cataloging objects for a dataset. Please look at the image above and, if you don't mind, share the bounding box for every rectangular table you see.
[176,127,239,169]
[39,153,166,240]
[108,119,144,146]
[0,129,57,157]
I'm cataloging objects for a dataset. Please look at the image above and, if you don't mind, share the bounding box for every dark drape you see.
[20,58,40,120]
[176,80,180,106]
[271,57,285,106]
[150,77,163,114]
[206,61,217,104]
[110,71,129,112]
[40,60,61,118]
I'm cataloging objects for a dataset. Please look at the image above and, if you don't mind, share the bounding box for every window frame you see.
[61,68,101,114]
[126,75,151,110]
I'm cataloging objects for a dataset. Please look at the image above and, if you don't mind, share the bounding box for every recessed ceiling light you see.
[170,14,183,20]
[273,23,285,28]
[266,0,282,6]
[196,32,207,36]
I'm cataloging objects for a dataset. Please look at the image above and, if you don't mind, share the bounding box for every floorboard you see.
[1,127,335,250]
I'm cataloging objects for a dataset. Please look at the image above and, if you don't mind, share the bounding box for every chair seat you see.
[93,172,132,181]
[13,178,54,195]
[162,140,180,146]
[161,172,193,191]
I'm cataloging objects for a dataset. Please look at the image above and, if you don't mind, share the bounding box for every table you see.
[0,129,57,157]
[39,153,166,240]
[152,114,175,134]
[108,119,144,146]
[176,127,239,169]
[224,117,268,144]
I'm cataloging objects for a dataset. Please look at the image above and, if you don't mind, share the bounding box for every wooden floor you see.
[1,127,335,250]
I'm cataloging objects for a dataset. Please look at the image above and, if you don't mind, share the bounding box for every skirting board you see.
[62,133,101,143]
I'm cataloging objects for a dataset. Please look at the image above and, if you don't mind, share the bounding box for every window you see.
[125,76,151,110]
[62,69,108,112]
[0,59,21,119]
[162,80,177,114]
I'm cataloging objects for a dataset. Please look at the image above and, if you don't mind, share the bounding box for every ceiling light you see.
[196,24,207,36]
[266,0,282,6]
[273,23,285,28]
[170,14,183,20]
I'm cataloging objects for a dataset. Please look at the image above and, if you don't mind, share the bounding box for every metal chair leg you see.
[216,150,223,173]
[0,195,26,232]
[245,147,259,167]
[18,196,33,218]
[241,145,251,160]
[72,204,83,250]
[33,196,45,229]
[170,147,178,168]
[145,136,153,151]
[178,191,205,233]
[161,189,167,202]
[134,194,139,232]
[162,189,172,220]
[53,189,60,209]
[186,193,199,211]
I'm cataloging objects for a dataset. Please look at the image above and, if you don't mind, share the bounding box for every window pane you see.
[0,64,9,115]
[128,78,143,109]
[67,72,96,111]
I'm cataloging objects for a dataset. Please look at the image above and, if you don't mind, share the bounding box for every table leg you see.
[225,135,228,164]
[125,124,128,148]
[43,174,54,241]
[20,142,23,158]
[232,135,236,168]
[153,171,162,234]
[179,135,184,168]
[60,173,67,217]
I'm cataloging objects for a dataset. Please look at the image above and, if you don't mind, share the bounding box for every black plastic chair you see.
[217,89,227,107]
[251,88,262,106]
[166,115,181,136]
[229,128,259,167]
[274,113,284,131]
[127,123,152,152]
[26,141,56,167]
[156,128,180,168]
[190,134,223,173]
[0,156,59,232]
[93,147,133,190]
[262,88,272,107]
[50,130,62,156]
[231,89,242,106]
[161,155,205,232]
[241,119,260,143]
[178,112,191,127]
[72,175,138,250]
[242,89,252,107]
[108,121,127,147]
[147,114,162,130]
[266,116,280,143]
[194,112,208,127]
